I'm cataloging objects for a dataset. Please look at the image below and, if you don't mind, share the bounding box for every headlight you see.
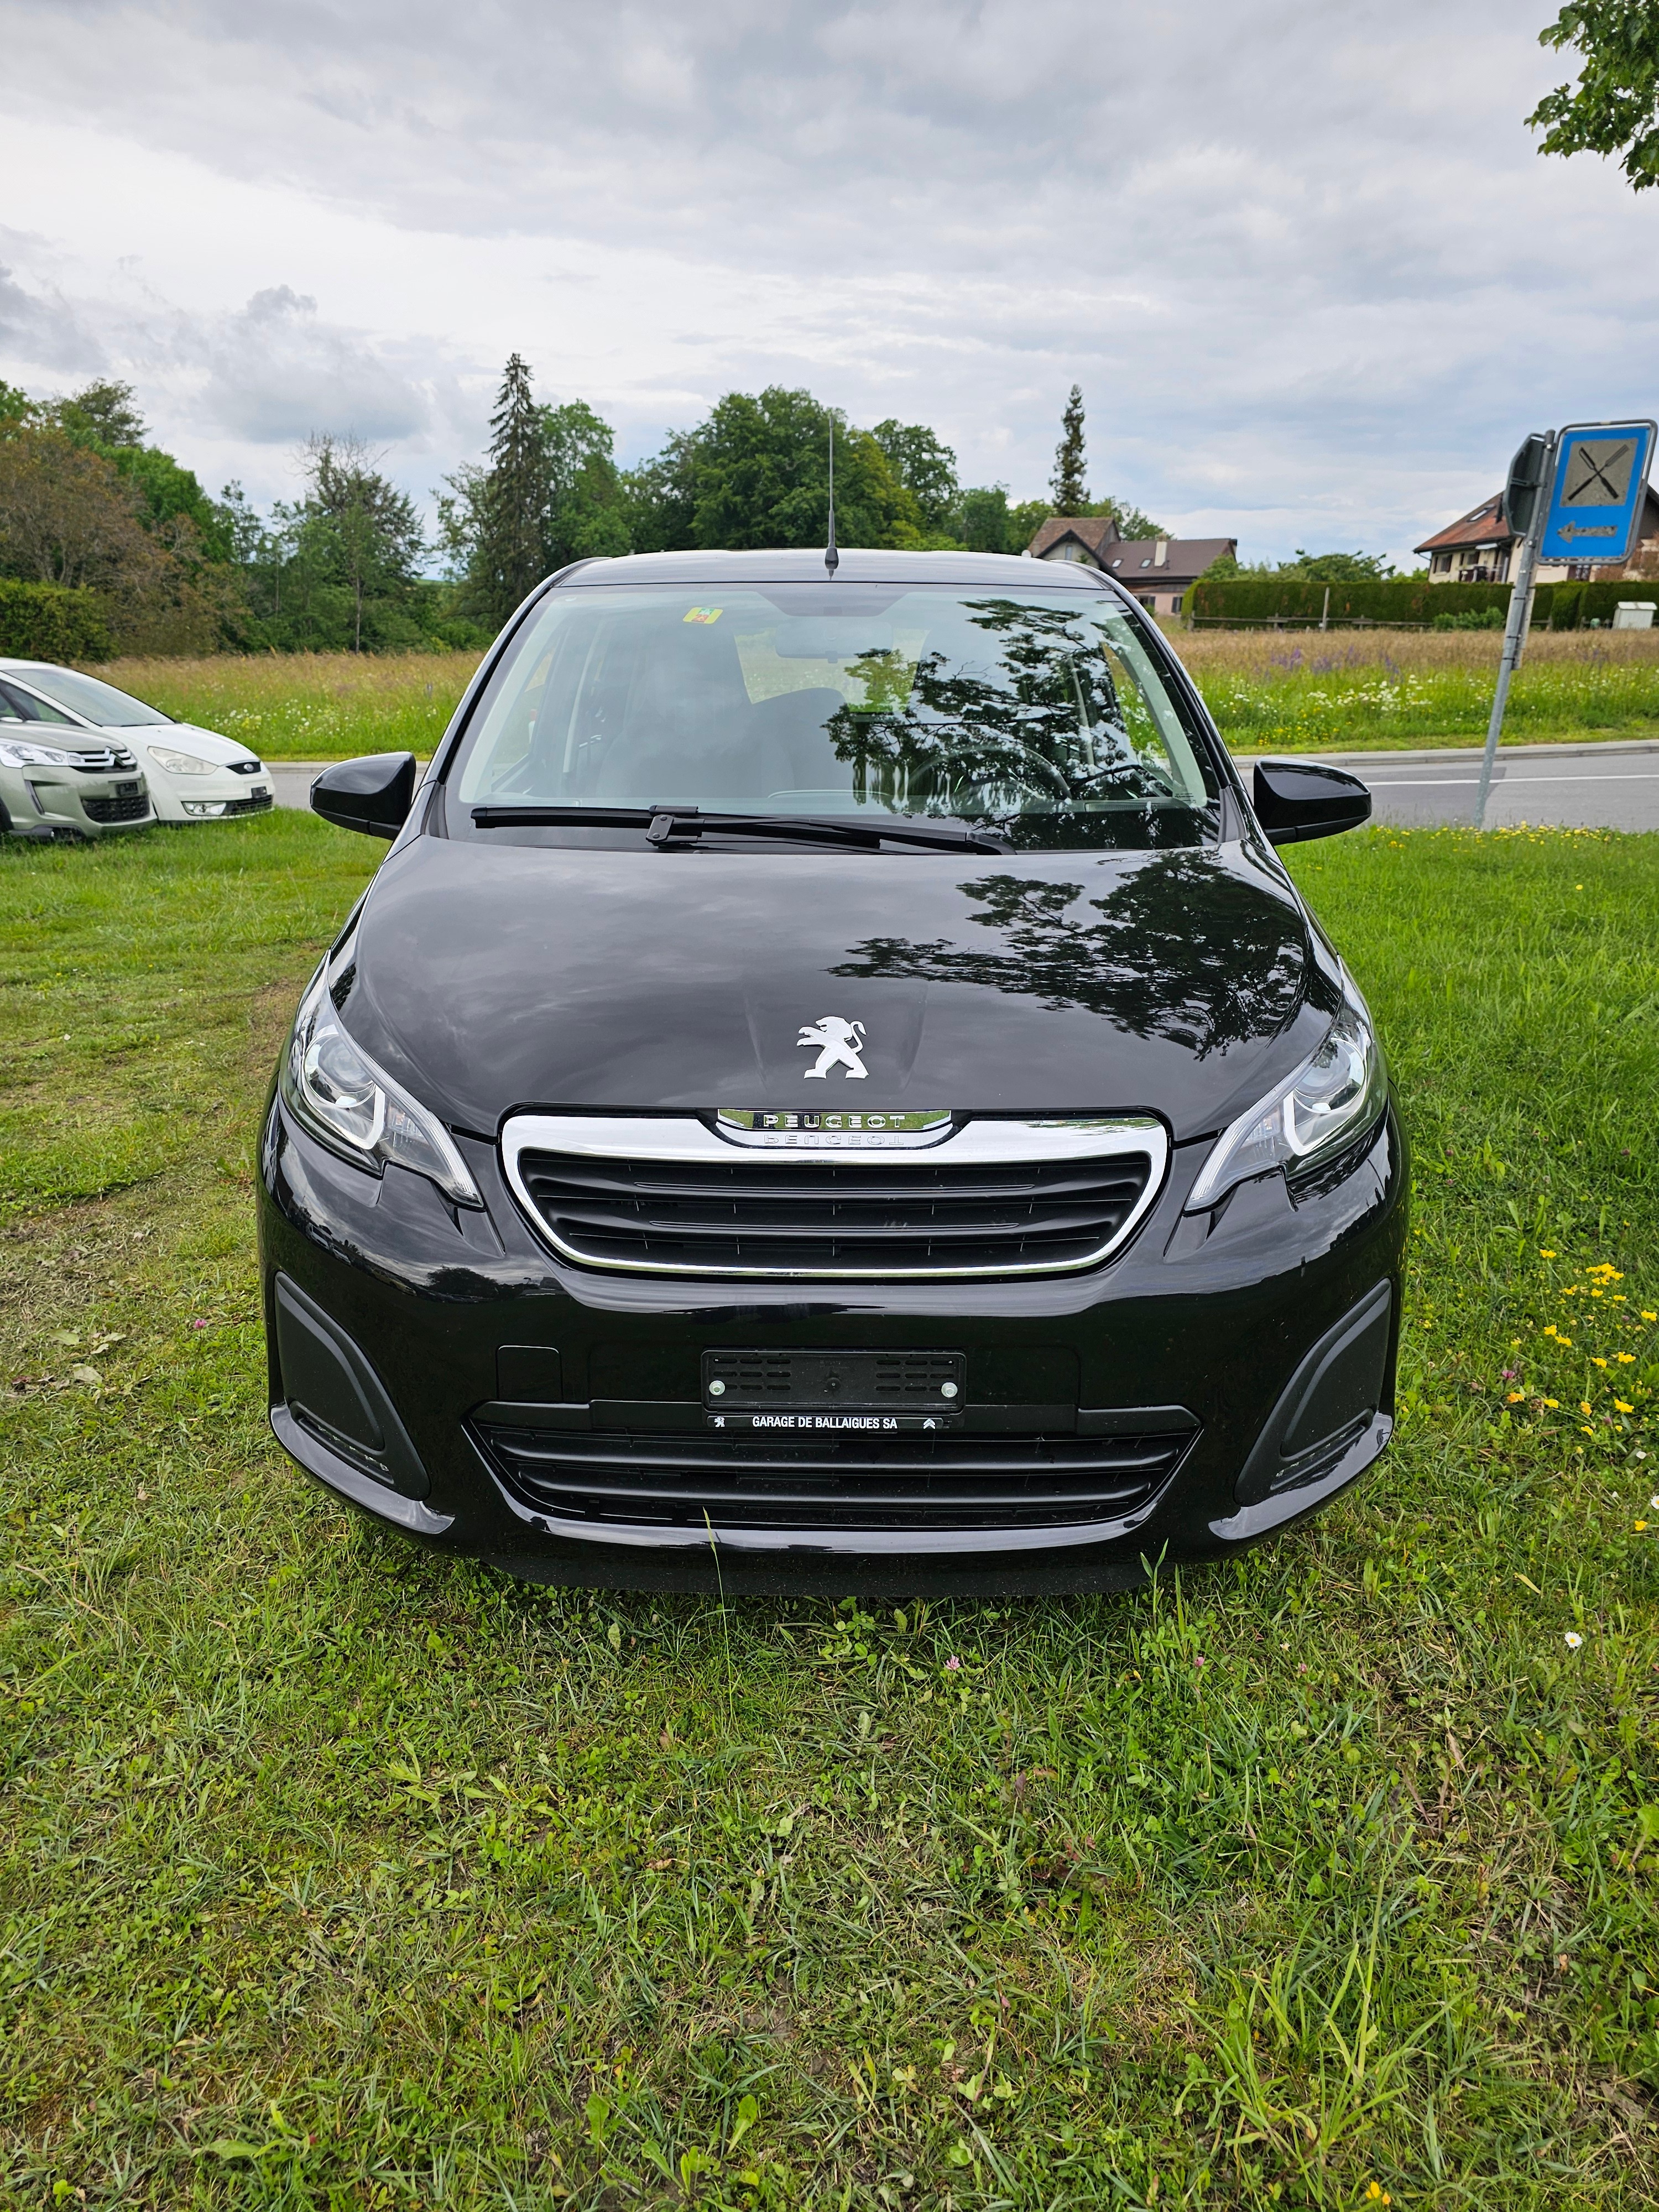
[278,966,483,1207]
[0,739,81,768]
[149,744,216,775]
[1186,988,1386,1212]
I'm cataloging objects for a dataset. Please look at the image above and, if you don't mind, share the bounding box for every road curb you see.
[1229,738,1659,768]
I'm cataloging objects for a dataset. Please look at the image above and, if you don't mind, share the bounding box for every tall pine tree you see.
[472,354,553,627]
[1050,385,1087,512]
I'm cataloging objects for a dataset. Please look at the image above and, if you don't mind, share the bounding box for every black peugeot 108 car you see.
[258,547,1405,1596]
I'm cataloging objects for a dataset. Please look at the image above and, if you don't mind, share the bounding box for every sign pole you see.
[1475,433,1554,831]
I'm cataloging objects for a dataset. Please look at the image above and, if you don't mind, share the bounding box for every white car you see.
[0,661,273,823]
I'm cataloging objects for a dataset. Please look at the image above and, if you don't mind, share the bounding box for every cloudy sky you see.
[1,0,1651,566]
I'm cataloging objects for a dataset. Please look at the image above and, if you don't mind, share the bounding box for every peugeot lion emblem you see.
[797,1015,868,1079]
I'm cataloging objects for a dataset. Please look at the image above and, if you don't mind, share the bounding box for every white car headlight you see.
[0,739,82,768]
[1186,987,1386,1212]
[279,966,482,1207]
[149,744,216,775]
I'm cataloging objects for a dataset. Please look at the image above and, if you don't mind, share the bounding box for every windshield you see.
[448,584,1218,849]
[13,668,170,727]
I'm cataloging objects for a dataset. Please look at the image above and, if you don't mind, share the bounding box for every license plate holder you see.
[703,1348,964,1433]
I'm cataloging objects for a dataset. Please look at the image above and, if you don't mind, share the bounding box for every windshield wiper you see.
[469,802,1011,854]
[471,805,656,830]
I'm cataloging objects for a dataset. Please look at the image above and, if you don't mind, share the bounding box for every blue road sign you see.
[1540,421,1656,565]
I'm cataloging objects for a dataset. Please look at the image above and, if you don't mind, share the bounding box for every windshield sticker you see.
[682,606,723,624]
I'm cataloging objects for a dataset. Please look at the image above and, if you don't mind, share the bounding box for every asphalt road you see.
[1298,738,1659,831]
[268,738,1659,833]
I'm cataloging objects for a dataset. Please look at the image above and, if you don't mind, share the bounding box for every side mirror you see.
[311,753,417,839]
[1252,759,1371,846]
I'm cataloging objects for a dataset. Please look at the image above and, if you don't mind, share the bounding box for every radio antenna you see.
[825,420,839,575]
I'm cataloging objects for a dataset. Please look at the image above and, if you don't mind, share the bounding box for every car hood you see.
[340,835,1340,1146]
[130,723,260,768]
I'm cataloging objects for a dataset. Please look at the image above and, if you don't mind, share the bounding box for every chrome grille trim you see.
[499,1114,1169,1281]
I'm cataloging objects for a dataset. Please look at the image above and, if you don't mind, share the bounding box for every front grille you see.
[515,1149,1157,1279]
[70,748,137,773]
[222,791,273,816]
[478,1421,1194,1532]
[82,791,150,823]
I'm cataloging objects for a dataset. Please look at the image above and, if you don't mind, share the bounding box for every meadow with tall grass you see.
[2,812,1657,2206]
[96,629,1659,766]
[100,651,484,761]
[1177,628,1659,753]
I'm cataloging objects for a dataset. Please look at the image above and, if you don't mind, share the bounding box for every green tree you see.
[1528,2,1659,191]
[49,378,147,448]
[1280,548,1395,582]
[456,354,554,629]
[34,378,233,559]
[1084,495,1165,540]
[681,388,921,550]
[870,419,959,533]
[300,434,425,653]
[0,426,226,651]
[1050,384,1087,512]
[956,486,1017,552]
[541,399,630,567]
[619,435,698,555]
[440,362,631,627]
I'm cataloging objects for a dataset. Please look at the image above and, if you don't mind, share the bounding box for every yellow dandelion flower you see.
[1592,1357,1608,1368]
[1616,1400,1634,1413]
[1617,1353,1635,1364]
[1507,1391,1525,1404]
[1558,1336,1574,1347]
[1643,1311,1657,1322]
[1580,1400,1593,1415]
[1582,1426,1596,1436]
[1638,1521,1650,1533]
[1541,1249,1557,1259]
[1543,1397,1560,1408]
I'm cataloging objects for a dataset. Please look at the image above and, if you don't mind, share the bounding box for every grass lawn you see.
[2,815,1657,2209]
[90,633,1659,768]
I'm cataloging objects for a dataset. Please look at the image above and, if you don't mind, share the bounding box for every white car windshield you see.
[450,584,1219,850]
[12,668,171,727]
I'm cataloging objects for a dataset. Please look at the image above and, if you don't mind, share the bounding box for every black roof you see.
[555,547,1113,592]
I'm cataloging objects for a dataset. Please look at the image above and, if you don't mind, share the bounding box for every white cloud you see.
[196,286,430,444]
[0,0,1648,565]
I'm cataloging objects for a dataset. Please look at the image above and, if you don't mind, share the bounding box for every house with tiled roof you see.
[1026,516,1238,617]
[1416,483,1659,585]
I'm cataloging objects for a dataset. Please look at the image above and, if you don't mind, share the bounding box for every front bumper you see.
[257,1097,1407,1595]
[149,766,273,822]
[1,765,154,838]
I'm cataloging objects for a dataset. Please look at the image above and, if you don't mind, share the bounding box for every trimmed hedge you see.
[1187,576,1515,625]
[1187,572,1659,630]
[1545,579,1659,629]
[0,579,112,661]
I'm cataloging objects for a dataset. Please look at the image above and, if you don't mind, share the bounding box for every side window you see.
[0,679,75,725]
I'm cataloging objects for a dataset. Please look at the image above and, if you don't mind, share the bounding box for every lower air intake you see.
[477,1421,1194,1533]
[82,791,149,823]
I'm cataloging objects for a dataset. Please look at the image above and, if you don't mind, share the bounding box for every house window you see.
[1171,594,1183,613]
